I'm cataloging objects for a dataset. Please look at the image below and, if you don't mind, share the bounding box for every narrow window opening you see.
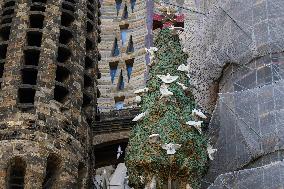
[42,154,61,189]
[3,8,14,16]
[61,11,75,27]
[0,44,8,60]
[7,157,26,189]
[30,4,46,12]
[120,28,128,47]
[18,88,35,104]
[97,70,101,79]
[122,5,128,19]
[27,31,42,47]
[77,162,87,188]
[98,10,101,17]
[117,70,124,90]
[86,21,93,33]
[97,53,101,61]
[126,35,134,53]
[85,56,93,69]
[24,49,40,66]
[0,63,4,78]
[97,35,101,43]
[82,93,91,107]
[114,96,125,110]
[57,46,72,63]
[65,0,76,4]
[0,26,11,41]
[130,0,136,12]
[84,74,93,88]
[62,2,75,12]
[21,68,38,85]
[98,18,101,25]
[109,61,118,84]
[86,38,94,51]
[32,0,47,3]
[112,38,120,57]
[97,88,101,98]
[115,0,122,16]
[29,14,44,28]
[59,28,73,45]
[1,16,13,24]
[3,1,15,8]
[55,66,70,83]
[54,85,69,103]
[125,58,134,81]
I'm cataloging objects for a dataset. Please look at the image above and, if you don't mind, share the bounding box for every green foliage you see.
[125,29,208,188]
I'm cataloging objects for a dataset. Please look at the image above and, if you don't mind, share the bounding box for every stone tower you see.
[97,0,147,112]
[0,0,99,188]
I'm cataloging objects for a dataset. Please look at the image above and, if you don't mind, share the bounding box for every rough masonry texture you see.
[0,0,100,188]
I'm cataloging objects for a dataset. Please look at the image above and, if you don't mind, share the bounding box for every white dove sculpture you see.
[132,111,148,122]
[157,73,179,84]
[177,82,188,90]
[207,144,217,160]
[192,109,207,119]
[149,134,160,143]
[160,83,173,99]
[161,143,182,155]
[186,121,203,134]
[135,96,142,104]
[177,64,190,72]
[134,87,149,95]
[117,145,123,159]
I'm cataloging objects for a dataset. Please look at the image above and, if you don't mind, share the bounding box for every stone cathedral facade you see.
[0,0,283,188]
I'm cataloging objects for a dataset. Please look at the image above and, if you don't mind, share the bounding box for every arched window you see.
[42,154,61,189]
[130,0,136,12]
[115,0,122,15]
[77,162,87,188]
[7,157,26,189]
[112,38,120,57]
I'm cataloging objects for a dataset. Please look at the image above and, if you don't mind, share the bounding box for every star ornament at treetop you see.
[160,83,173,99]
[157,73,179,84]
[162,143,182,155]
[192,109,207,119]
[186,120,203,134]
[207,144,217,160]
[132,111,148,122]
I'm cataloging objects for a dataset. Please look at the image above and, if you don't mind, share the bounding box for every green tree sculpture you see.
[125,29,208,189]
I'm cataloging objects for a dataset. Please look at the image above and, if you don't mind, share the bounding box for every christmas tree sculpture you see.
[125,16,209,188]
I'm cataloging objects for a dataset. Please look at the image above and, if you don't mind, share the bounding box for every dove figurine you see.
[117,145,123,159]
[192,109,207,119]
[177,64,189,72]
[160,83,173,99]
[177,82,188,90]
[162,143,181,155]
[132,111,148,122]
[157,73,179,84]
[149,134,160,143]
[134,87,149,95]
[186,121,203,134]
[207,144,217,160]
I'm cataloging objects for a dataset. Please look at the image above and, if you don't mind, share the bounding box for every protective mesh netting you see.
[203,57,284,188]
